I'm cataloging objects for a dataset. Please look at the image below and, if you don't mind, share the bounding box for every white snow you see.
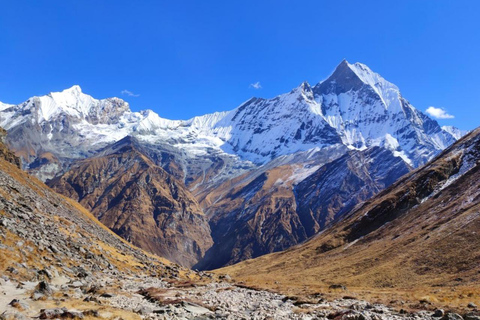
[442,125,468,140]
[0,60,462,173]
[0,101,13,112]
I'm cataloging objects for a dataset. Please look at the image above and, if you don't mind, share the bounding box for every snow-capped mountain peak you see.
[0,101,14,112]
[442,126,469,140]
[0,86,132,128]
[42,85,96,120]
[0,61,464,181]
[59,84,83,94]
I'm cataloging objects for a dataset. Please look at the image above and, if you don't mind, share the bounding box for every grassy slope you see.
[219,130,480,310]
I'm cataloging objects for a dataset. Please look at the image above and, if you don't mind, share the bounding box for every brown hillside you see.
[48,136,213,267]
[220,128,480,308]
[195,147,410,270]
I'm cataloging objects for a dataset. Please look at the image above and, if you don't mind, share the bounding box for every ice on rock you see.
[0,60,463,181]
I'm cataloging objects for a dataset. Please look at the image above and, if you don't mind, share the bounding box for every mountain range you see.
[222,127,480,305]
[0,60,465,268]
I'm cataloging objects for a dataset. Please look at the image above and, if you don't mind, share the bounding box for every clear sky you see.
[1,1,479,130]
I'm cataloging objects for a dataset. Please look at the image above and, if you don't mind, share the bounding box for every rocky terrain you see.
[221,128,480,314]
[0,60,466,269]
[1,128,472,320]
[195,146,411,270]
[6,272,476,320]
[47,136,212,267]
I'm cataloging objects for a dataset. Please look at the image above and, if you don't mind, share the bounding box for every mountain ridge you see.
[0,60,462,182]
[220,127,480,306]
[0,60,468,269]
[48,136,213,267]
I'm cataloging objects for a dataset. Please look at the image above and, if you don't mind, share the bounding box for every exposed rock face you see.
[216,84,343,163]
[0,61,461,183]
[0,60,466,269]
[197,166,305,270]
[313,60,455,167]
[295,146,412,234]
[0,127,21,168]
[195,146,411,270]
[1,86,133,181]
[223,128,480,291]
[0,136,177,286]
[48,136,213,267]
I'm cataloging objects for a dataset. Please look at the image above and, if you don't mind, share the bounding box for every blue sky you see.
[1,1,479,130]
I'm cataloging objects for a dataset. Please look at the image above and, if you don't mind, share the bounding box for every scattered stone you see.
[83,296,100,303]
[468,302,478,309]
[219,274,232,281]
[135,306,154,315]
[37,269,53,280]
[8,299,29,311]
[0,311,28,320]
[5,267,18,275]
[433,309,445,317]
[31,281,52,300]
[441,313,464,320]
[70,281,83,288]
[329,284,347,290]
[82,310,99,317]
[48,245,59,254]
[39,308,84,319]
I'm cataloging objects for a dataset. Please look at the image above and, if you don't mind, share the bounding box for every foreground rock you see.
[4,273,473,320]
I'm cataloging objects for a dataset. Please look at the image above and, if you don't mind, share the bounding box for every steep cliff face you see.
[48,137,213,267]
[0,60,465,270]
[313,60,455,167]
[294,146,412,235]
[223,128,480,292]
[0,60,460,183]
[195,146,411,270]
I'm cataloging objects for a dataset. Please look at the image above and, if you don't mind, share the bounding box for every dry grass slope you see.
[219,129,480,311]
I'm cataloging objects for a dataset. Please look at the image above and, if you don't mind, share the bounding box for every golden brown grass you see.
[0,230,48,280]
[0,154,173,276]
[219,173,480,310]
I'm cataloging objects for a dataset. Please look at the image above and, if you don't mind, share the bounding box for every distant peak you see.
[299,81,312,91]
[328,60,376,81]
[62,85,82,94]
[289,81,312,94]
[315,60,398,96]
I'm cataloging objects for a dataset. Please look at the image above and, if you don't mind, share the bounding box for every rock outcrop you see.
[195,146,411,269]
[222,128,480,293]
[48,136,213,267]
[0,127,21,169]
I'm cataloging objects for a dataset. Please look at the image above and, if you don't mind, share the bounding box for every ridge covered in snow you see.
[441,125,468,140]
[0,60,462,180]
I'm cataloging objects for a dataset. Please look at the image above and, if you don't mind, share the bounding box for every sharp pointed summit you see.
[298,81,312,92]
[314,59,391,96]
[62,84,82,93]
[0,60,460,181]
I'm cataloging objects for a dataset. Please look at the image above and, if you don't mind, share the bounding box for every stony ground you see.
[2,271,479,320]
[0,135,479,320]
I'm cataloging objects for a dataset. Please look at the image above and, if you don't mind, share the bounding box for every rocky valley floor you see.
[2,271,479,320]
